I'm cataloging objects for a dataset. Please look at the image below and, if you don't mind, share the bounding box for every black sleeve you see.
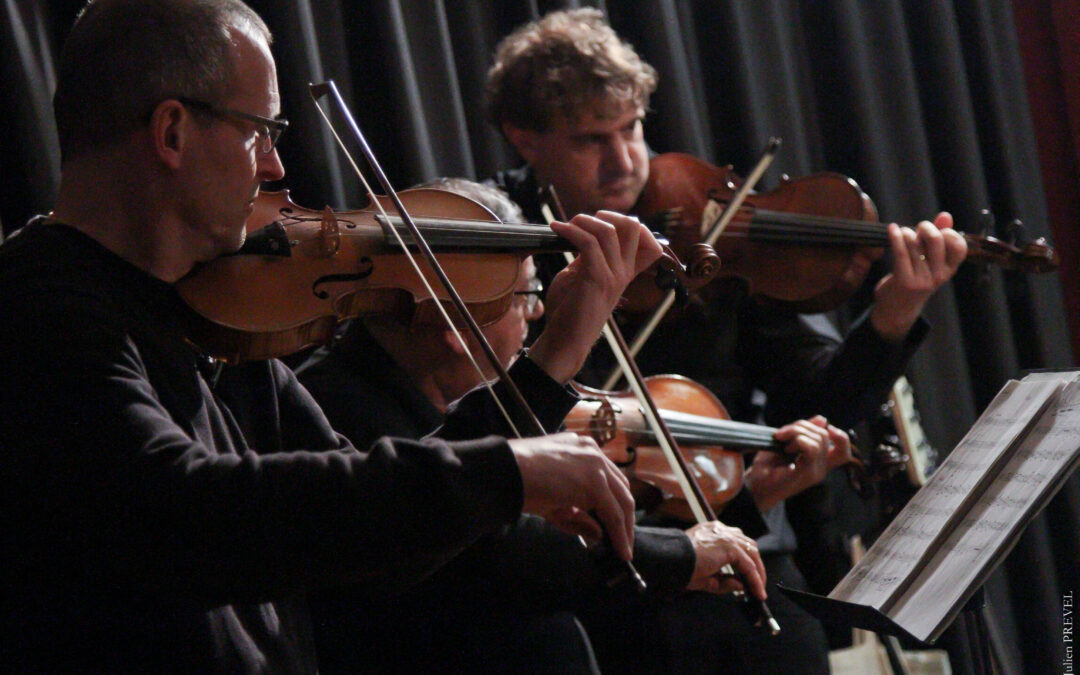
[1,295,523,604]
[718,485,769,539]
[436,350,580,440]
[430,354,698,602]
[744,306,929,428]
[431,515,695,611]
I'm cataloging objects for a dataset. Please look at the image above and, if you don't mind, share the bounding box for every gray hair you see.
[54,0,271,160]
[417,177,524,224]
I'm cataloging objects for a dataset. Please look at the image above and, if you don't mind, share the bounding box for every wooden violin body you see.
[178,188,720,362]
[177,189,537,361]
[635,153,1059,313]
[566,373,905,518]
[566,374,780,521]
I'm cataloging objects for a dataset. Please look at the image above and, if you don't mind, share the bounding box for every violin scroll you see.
[684,243,722,282]
[962,231,1058,273]
[641,242,721,308]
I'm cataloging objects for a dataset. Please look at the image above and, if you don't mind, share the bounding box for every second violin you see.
[566,375,775,522]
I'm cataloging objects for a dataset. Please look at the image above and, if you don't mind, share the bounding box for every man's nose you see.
[602,136,634,176]
[259,147,286,182]
[526,298,545,321]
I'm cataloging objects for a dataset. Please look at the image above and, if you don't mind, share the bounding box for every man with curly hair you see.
[487,8,656,222]
[487,8,967,674]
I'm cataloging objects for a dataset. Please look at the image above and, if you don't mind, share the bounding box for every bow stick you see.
[602,138,782,391]
[541,189,779,634]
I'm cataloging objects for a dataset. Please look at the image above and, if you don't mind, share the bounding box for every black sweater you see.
[0,222,526,673]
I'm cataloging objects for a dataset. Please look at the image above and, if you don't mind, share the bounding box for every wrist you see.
[525,332,583,384]
[869,305,919,343]
[744,474,779,513]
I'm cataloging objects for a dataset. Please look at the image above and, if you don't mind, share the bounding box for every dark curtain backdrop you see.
[2,1,1076,673]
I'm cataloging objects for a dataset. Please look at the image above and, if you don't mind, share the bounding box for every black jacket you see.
[297,322,699,672]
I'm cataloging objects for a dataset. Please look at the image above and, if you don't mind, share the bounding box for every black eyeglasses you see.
[177,97,288,155]
[513,277,544,314]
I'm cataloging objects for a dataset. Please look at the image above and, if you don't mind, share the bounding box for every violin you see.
[564,374,896,522]
[567,375,770,522]
[631,152,1059,313]
[176,188,719,362]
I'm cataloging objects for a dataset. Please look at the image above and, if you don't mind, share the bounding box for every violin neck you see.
[748,208,887,247]
[380,215,570,252]
[746,209,1056,272]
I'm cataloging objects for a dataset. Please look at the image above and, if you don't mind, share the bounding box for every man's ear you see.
[148,100,190,170]
[501,122,541,165]
[442,328,470,356]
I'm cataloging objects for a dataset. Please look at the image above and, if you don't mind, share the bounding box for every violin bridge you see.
[701,199,728,238]
[591,397,617,445]
[319,207,341,257]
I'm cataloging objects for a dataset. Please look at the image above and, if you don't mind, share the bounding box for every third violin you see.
[632,153,1058,313]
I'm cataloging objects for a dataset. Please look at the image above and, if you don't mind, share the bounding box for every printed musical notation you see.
[828,373,1080,643]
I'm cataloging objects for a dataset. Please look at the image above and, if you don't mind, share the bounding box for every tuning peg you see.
[1009,219,1025,245]
[974,209,994,236]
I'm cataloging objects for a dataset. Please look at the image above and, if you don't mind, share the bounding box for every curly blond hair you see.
[485,8,657,133]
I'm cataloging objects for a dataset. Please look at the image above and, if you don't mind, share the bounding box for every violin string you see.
[752,221,884,236]
[750,220,884,238]
[756,208,887,232]
[639,432,776,449]
[311,97,522,439]
[749,209,889,245]
[381,215,559,248]
[565,418,776,444]
[699,220,884,244]
[561,426,771,449]
[702,138,782,249]
[564,407,779,447]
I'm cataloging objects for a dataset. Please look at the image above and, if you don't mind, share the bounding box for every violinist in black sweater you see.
[0,2,695,671]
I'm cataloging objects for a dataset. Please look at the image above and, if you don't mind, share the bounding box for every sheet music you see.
[887,379,1080,641]
[829,377,1065,610]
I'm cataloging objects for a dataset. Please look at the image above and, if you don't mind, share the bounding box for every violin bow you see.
[541,190,780,634]
[310,80,646,589]
[602,137,782,391]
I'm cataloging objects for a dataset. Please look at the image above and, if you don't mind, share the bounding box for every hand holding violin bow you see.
[685,522,767,599]
[512,432,636,561]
